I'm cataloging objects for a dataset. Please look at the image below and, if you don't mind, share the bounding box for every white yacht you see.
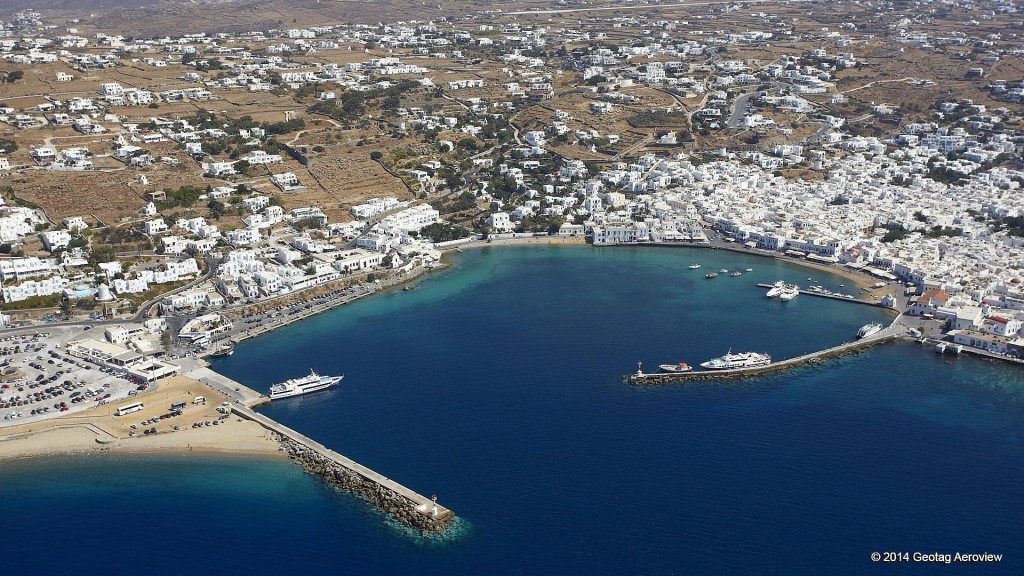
[779,285,800,301]
[268,370,343,400]
[856,323,883,339]
[765,281,785,298]
[700,351,772,370]
[688,263,701,269]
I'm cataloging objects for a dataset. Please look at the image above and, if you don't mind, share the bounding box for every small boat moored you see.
[705,272,718,279]
[210,344,234,357]
[688,263,701,269]
[658,362,693,373]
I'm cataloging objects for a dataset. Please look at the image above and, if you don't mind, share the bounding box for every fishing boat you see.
[729,269,742,277]
[688,263,701,269]
[658,362,693,373]
[705,272,718,279]
[210,344,234,358]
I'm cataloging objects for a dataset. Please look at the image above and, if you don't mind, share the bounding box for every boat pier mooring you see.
[628,329,898,385]
[755,283,883,306]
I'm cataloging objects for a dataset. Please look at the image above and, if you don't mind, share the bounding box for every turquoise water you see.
[2,245,1022,575]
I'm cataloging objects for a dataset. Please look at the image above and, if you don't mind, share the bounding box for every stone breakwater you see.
[231,405,454,534]
[629,334,898,385]
[280,437,454,534]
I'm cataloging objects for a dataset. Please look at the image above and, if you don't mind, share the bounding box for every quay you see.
[629,328,899,385]
[233,405,455,534]
[225,264,447,346]
[183,365,270,407]
[755,283,884,307]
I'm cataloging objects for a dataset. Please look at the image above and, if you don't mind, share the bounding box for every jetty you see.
[233,405,454,534]
[755,283,881,306]
[629,328,899,385]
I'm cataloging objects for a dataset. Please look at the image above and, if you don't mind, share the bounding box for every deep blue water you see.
[3,245,1023,575]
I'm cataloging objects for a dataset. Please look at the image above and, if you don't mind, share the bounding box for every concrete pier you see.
[629,329,898,385]
[233,405,454,534]
[755,283,884,306]
[183,365,270,407]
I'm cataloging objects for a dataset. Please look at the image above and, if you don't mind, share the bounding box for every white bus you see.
[115,402,144,416]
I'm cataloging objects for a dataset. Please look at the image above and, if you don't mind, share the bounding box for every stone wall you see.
[279,437,454,534]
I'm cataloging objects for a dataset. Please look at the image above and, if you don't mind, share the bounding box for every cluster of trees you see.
[516,215,564,235]
[293,217,325,231]
[0,138,17,153]
[419,222,471,243]
[881,224,911,243]
[0,70,24,84]
[308,80,421,123]
[881,222,962,243]
[264,118,305,135]
[992,216,1024,237]
[628,109,689,128]
[157,185,208,210]
[432,191,478,215]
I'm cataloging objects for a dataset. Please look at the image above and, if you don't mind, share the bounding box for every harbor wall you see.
[629,333,898,385]
[233,406,454,534]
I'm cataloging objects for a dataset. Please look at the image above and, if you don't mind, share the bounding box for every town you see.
[1,0,1023,424]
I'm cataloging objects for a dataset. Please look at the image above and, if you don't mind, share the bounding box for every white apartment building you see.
[1,276,64,303]
[0,257,57,281]
[376,204,439,234]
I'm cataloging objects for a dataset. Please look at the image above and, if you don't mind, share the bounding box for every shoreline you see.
[0,374,285,463]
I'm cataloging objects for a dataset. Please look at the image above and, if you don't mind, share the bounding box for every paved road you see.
[727,92,757,129]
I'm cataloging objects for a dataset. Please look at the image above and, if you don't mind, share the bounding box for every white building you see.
[39,230,72,251]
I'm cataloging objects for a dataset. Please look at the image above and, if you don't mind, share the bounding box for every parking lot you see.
[0,332,139,427]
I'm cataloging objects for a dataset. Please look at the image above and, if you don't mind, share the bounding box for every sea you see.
[3,245,1023,575]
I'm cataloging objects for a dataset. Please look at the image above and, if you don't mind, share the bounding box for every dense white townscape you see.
[1,0,1023,376]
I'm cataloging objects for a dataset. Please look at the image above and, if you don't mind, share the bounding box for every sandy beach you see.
[447,236,888,299]
[0,374,283,462]
[449,235,588,251]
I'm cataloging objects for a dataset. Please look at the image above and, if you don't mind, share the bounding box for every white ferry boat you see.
[268,370,343,400]
[765,281,785,298]
[700,351,772,370]
[779,285,800,301]
[856,323,883,339]
[658,362,693,373]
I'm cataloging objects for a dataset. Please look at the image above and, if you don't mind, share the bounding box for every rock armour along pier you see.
[234,406,454,534]
[628,331,898,385]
